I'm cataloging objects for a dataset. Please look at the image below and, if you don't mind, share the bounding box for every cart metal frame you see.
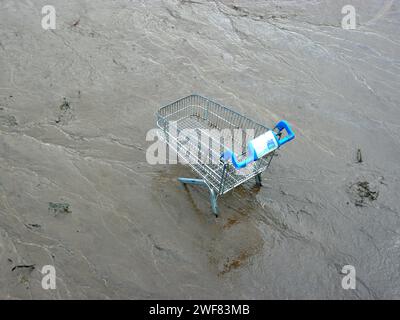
[156,94,280,216]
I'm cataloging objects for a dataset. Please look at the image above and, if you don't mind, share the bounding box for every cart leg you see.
[178,177,206,186]
[209,189,219,217]
[255,173,262,186]
[178,177,219,217]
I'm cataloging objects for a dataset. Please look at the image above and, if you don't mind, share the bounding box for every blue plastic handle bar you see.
[221,149,255,169]
[274,120,295,146]
[221,120,295,169]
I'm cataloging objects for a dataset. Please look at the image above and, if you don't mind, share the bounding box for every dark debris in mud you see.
[348,181,379,207]
[223,217,240,229]
[71,19,80,27]
[11,264,35,272]
[59,98,71,111]
[0,114,18,126]
[25,223,41,229]
[48,202,71,216]
[55,97,74,125]
[219,251,252,276]
[357,148,363,163]
[0,106,18,126]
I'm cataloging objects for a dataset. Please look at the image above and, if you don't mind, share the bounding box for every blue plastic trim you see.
[222,120,295,169]
[178,177,207,186]
[274,120,295,146]
[222,149,255,169]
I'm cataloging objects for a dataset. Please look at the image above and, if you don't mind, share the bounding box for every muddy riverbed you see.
[0,0,399,299]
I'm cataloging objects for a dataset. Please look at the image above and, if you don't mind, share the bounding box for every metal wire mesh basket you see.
[156,94,294,216]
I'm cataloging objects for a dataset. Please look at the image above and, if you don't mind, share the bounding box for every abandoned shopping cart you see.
[156,94,295,217]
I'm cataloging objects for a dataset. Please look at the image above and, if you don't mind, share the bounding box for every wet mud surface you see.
[1,0,400,299]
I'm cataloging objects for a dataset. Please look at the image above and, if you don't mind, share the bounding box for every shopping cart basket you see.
[156,94,295,216]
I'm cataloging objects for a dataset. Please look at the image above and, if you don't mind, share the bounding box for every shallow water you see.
[0,0,399,299]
